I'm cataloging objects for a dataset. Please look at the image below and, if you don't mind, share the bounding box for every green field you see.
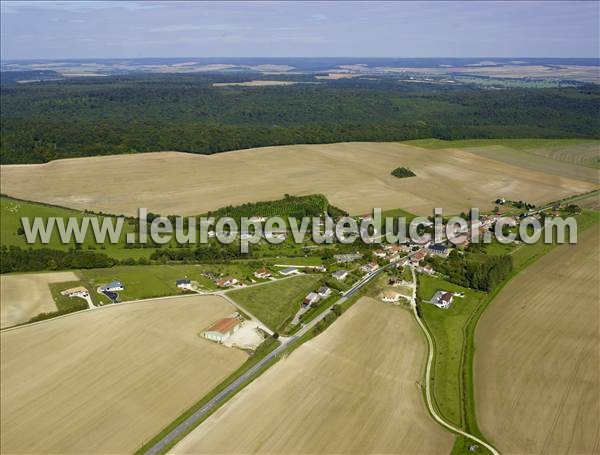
[418,275,486,429]
[78,263,270,302]
[227,274,323,331]
[0,196,151,260]
[405,137,599,152]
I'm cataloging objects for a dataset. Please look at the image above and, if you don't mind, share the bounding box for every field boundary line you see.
[0,292,212,333]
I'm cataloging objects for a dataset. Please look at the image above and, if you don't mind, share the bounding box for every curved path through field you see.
[409,266,500,455]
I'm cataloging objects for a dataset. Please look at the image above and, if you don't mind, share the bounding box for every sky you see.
[1,1,598,60]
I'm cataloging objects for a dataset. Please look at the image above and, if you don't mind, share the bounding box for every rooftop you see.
[205,317,240,335]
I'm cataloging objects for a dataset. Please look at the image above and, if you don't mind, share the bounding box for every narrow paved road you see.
[143,265,389,455]
[408,266,500,455]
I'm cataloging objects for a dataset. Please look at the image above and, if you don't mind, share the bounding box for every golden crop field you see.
[0,295,247,455]
[474,224,600,454]
[170,297,454,454]
[1,142,596,217]
[0,271,77,328]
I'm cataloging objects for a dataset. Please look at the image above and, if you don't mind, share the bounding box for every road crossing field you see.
[171,297,454,454]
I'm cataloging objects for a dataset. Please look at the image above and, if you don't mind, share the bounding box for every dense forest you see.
[1,74,599,164]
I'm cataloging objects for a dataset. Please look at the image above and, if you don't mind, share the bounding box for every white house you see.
[176,279,193,290]
[431,291,454,309]
[254,268,272,279]
[332,270,349,281]
[202,317,241,343]
[317,286,332,298]
[215,276,239,288]
[100,280,123,292]
[279,267,299,276]
[303,292,320,307]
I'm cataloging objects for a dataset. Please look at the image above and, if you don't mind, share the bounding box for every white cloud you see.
[150,23,253,32]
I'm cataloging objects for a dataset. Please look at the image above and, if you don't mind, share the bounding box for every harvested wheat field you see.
[0,295,247,455]
[0,271,77,328]
[1,142,596,217]
[171,297,454,454]
[475,224,600,454]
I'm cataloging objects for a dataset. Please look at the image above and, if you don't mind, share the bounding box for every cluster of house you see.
[372,243,410,263]
[302,286,332,307]
[202,315,242,343]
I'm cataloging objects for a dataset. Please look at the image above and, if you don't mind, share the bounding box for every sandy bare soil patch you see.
[171,297,453,454]
[0,295,246,455]
[475,224,600,454]
[0,271,77,328]
[1,142,596,217]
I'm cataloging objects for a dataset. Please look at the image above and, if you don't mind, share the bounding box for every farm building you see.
[215,276,239,288]
[176,279,193,290]
[254,268,272,279]
[381,291,402,303]
[317,286,332,298]
[303,292,320,307]
[332,270,349,281]
[427,243,449,257]
[100,281,124,292]
[202,317,241,343]
[60,286,89,298]
[431,291,454,309]
[279,267,299,276]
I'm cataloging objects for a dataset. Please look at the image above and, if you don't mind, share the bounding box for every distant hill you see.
[1,70,63,84]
